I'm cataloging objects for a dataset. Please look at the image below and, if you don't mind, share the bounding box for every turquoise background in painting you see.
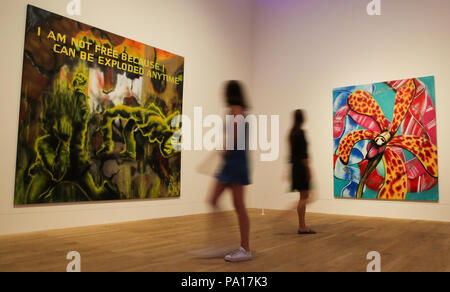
[333,76,438,201]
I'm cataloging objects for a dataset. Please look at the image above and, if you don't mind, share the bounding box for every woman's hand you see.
[302,159,312,182]
[306,168,312,182]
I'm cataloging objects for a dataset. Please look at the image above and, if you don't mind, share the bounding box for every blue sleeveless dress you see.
[215,117,251,185]
[216,150,250,185]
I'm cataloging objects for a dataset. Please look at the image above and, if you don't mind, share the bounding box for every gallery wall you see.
[0,0,254,235]
[250,0,450,221]
[1,0,450,236]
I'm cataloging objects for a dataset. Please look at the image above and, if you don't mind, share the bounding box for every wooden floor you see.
[0,209,449,272]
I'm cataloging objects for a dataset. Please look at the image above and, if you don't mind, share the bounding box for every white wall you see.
[0,0,254,235]
[250,0,450,222]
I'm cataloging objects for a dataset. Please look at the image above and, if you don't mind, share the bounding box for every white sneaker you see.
[224,247,252,262]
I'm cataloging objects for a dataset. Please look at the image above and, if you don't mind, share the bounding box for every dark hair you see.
[293,109,304,126]
[225,80,248,109]
[289,109,304,144]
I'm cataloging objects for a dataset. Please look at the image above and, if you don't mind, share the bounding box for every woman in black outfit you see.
[289,109,315,234]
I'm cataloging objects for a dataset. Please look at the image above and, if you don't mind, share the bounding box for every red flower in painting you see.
[338,79,438,200]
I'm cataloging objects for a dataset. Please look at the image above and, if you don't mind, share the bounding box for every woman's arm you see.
[302,158,312,182]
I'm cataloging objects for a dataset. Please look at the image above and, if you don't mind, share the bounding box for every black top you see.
[290,129,308,163]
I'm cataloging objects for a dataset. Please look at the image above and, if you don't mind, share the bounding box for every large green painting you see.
[15,5,184,205]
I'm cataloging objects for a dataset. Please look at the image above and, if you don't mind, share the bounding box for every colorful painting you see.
[333,77,438,201]
[14,5,184,205]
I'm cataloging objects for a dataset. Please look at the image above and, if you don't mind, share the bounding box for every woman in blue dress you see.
[209,80,252,262]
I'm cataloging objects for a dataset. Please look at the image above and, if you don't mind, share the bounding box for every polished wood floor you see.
[0,209,449,272]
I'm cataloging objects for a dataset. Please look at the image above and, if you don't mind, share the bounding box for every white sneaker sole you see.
[224,255,252,262]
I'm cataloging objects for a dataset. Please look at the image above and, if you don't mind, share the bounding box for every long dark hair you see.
[225,80,248,109]
[289,109,304,146]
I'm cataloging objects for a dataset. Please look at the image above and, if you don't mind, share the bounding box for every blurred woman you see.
[209,80,252,262]
[289,109,315,234]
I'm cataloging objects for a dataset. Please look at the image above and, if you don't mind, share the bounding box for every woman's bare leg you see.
[191,180,233,258]
[231,184,250,251]
[209,181,227,210]
[297,190,311,232]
